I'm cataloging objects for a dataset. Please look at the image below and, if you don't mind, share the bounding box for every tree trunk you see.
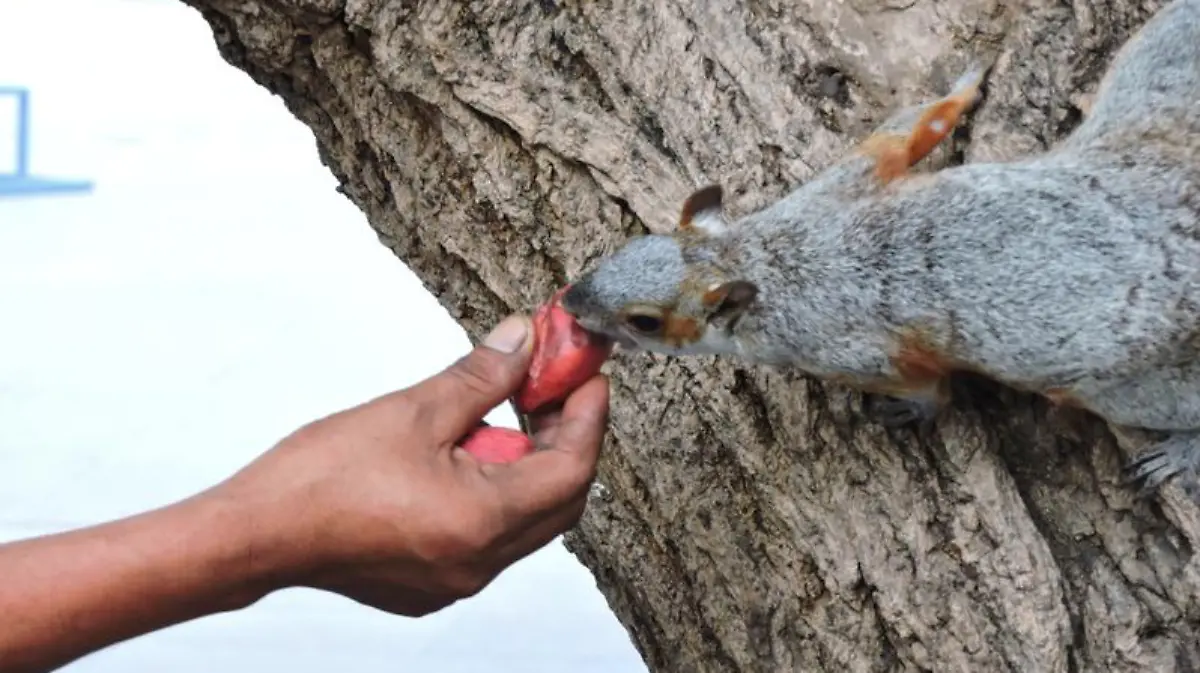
[176,0,1200,670]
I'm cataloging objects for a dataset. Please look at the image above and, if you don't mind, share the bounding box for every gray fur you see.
[562,235,689,343]
[562,0,1200,495]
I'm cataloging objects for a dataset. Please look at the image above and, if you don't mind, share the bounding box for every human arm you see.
[0,488,284,672]
[0,314,610,672]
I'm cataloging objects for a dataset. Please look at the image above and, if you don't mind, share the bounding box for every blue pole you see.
[0,85,94,196]
[15,87,29,178]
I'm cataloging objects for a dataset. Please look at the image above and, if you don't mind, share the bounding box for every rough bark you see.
[176,0,1200,671]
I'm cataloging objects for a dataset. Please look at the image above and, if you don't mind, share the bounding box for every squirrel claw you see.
[871,395,939,430]
[1121,432,1200,498]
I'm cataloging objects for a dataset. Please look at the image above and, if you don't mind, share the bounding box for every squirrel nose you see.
[561,282,588,316]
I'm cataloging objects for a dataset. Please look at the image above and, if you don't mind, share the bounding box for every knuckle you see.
[444,353,505,398]
[390,395,427,427]
[403,594,457,618]
[407,604,437,618]
[420,510,503,563]
[278,415,338,450]
[439,567,491,599]
[419,516,499,599]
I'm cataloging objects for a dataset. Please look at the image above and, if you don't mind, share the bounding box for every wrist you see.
[193,471,335,603]
[174,489,301,612]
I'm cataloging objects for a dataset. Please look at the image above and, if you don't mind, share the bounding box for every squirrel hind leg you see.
[1068,358,1200,497]
[1122,431,1200,498]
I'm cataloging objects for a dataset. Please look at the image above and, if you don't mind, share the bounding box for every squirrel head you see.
[561,185,759,356]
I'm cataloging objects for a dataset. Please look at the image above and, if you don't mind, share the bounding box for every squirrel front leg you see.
[818,331,956,429]
[869,383,949,430]
[857,63,990,183]
[870,336,956,428]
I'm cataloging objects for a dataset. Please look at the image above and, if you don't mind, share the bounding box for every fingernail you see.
[483,315,530,354]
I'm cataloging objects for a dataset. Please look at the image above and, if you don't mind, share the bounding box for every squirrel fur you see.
[561,0,1200,496]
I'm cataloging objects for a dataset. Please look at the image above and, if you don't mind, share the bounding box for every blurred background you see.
[0,0,646,670]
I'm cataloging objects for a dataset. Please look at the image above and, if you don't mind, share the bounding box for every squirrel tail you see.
[1071,0,1200,141]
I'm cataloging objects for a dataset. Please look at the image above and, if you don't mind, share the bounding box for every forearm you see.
[0,492,284,672]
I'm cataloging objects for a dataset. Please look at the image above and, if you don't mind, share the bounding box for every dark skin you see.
[0,314,610,673]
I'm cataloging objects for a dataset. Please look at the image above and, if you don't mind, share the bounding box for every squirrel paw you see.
[1122,432,1200,498]
[870,395,939,430]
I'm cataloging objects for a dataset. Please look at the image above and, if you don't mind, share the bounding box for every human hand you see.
[210,314,610,617]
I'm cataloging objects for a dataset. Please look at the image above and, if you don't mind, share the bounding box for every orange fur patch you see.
[1044,387,1085,408]
[890,334,954,385]
[859,133,911,182]
[905,98,966,167]
[862,78,982,184]
[701,286,727,308]
[663,313,702,347]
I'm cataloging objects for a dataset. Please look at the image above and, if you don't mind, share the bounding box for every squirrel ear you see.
[702,280,758,326]
[678,185,729,236]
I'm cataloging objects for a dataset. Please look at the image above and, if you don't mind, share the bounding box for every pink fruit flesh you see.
[459,426,536,463]
[514,286,614,415]
[458,284,614,463]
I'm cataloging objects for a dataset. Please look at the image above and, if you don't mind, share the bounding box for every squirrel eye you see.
[625,313,663,334]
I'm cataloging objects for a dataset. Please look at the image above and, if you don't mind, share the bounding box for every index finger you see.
[486,374,610,516]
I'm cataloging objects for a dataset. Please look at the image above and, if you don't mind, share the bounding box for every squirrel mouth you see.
[588,324,637,350]
[573,316,636,349]
[612,333,638,349]
[556,298,635,349]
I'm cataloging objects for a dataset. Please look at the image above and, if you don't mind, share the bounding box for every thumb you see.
[409,314,535,443]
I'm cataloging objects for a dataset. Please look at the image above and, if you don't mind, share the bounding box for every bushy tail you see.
[1073,0,1200,141]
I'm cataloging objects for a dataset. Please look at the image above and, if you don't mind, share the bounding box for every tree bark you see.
[176,0,1200,670]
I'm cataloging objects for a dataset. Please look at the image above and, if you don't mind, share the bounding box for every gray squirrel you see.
[560,0,1200,496]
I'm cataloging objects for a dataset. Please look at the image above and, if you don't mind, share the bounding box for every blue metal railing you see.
[0,85,93,198]
[0,86,30,179]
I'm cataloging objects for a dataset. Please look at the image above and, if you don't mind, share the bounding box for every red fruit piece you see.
[459,426,535,464]
[457,284,613,464]
[514,285,614,414]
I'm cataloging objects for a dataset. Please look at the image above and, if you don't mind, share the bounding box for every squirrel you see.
[560,0,1200,497]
